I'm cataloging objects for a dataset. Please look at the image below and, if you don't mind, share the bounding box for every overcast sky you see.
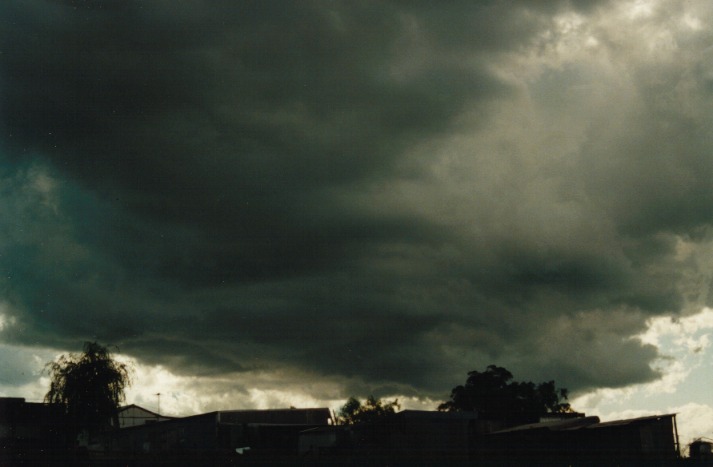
[3,0,713,445]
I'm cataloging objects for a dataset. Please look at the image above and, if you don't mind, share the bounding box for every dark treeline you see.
[340,364,573,424]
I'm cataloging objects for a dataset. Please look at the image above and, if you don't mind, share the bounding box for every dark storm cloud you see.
[2,0,507,279]
[3,0,711,399]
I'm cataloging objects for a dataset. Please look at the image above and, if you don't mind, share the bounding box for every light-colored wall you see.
[118,406,172,428]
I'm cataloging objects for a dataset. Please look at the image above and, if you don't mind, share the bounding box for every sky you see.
[2,0,713,448]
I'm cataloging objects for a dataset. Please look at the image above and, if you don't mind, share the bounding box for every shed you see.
[475,413,680,465]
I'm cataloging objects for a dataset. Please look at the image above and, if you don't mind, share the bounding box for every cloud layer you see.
[3,0,713,400]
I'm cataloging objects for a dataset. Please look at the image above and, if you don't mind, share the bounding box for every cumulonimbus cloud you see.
[2,0,713,399]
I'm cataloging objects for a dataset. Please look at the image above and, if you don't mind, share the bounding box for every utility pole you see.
[155,393,161,418]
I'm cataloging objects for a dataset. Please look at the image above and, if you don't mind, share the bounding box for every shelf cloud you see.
[2,0,713,400]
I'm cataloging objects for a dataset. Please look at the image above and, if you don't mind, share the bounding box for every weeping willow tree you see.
[45,342,132,436]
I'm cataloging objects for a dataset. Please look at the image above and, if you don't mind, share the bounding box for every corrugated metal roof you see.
[217,408,331,425]
[587,413,676,429]
[487,413,678,435]
[490,416,600,434]
[395,410,479,420]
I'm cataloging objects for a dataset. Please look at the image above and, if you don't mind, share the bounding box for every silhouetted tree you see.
[438,365,571,419]
[337,395,400,425]
[45,342,132,437]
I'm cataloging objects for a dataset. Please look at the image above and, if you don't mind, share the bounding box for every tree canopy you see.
[438,365,571,419]
[45,342,132,435]
[337,395,400,425]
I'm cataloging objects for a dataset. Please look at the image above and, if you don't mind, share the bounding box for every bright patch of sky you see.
[572,307,713,446]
